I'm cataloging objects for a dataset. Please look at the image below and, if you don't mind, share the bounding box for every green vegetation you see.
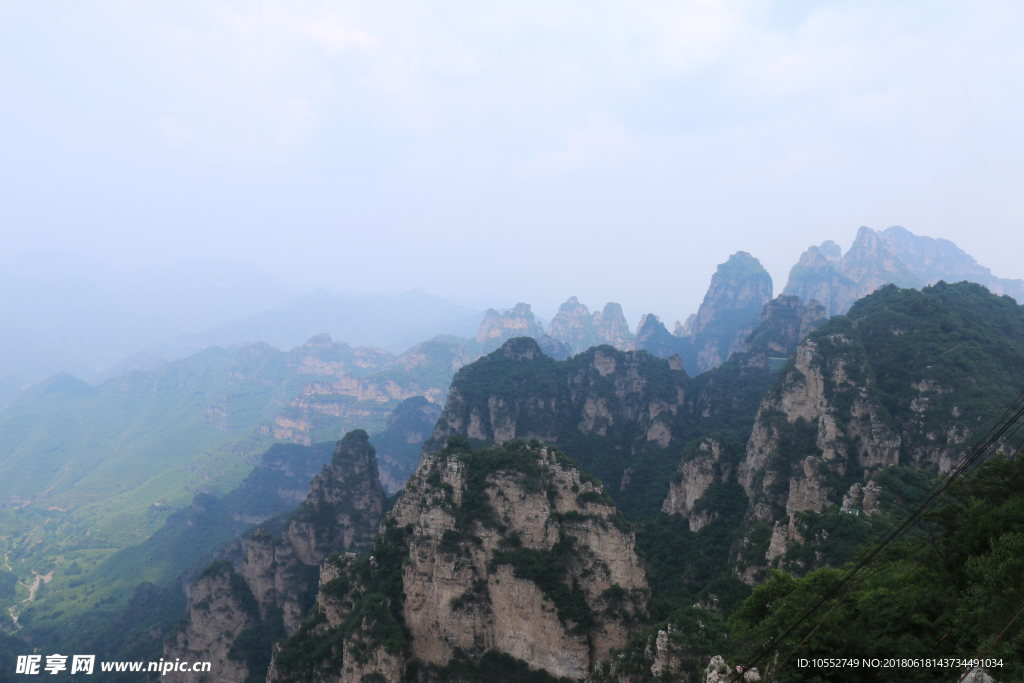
[490,533,594,633]
[726,453,1024,681]
[229,606,287,683]
[271,519,414,682]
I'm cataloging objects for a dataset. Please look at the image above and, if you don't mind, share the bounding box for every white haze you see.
[1,0,1022,328]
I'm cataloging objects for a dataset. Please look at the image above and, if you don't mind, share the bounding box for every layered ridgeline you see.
[0,334,461,642]
[599,281,1024,677]
[2,411,439,677]
[162,431,386,683]
[268,437,648,683]
[783,225,1024,316]
[429,291,825,520]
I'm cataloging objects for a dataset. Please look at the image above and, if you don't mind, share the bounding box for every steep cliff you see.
[429,331,784,520]
[637,252,773,374]
[684,252,774,374]
[731,282,1024,581]
[164,431,386,683]
[269,438,648,683]
[782,226,924,317]
[164,562,260,683]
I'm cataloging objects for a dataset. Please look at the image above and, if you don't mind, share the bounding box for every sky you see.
[2,0,1022,326]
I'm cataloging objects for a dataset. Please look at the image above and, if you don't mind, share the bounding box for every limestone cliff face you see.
[284,431,385,565]
[269,440,648,683]
[477,303,545,347]
[840,226,923,296]
[686,252,773,374]
[662,436,731,532]
[432,338,689,462]
[547,297,636,353]
[731,282,1024,579]
[165,431,386,683]
[394,443,648,678]
[163,562,257,683]
[734,328,901,578]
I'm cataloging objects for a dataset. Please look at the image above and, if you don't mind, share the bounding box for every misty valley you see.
[2,226,1024,683]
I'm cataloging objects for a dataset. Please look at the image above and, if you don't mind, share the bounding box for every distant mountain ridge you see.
[783,225,1024,316]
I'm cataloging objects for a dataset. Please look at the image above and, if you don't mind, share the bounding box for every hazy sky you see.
[2,0,1022,326]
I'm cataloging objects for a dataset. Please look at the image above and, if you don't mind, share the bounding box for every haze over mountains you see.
[2,225,1024,681]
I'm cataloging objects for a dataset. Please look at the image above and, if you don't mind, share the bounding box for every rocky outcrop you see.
[163,562,257,683]
[732,281,1024,579]
[662,436,731,532]
[593,303,635,350]
[685,252,774,374]
[840,226,923,296]
[270,439,648,683]
[283,431,385,565]
[546,297,636,353]
[638,252,773,374]
[477,303,545,347]
[430,338,692,483]
[780,245,860,317]
[165,431,386,683]
[782,225,924,317]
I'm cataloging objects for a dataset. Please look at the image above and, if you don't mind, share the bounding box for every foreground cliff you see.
[163,431,386,683]
[729,281,1024,581]
[269,438,648,682]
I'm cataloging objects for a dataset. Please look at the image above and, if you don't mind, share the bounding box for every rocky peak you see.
[592,302,635,349]
[732,282,1024,581]
[270,439,648,682]
[476,303,545,346]
[685,252,774,374]
[285,429,385,565]
[841,226,924,294]
[688,252,773,340]
[546,298,636,353]
[817,240,842,263]
[547,296,599,350]
[165,430,387,683]
[781,245,858,317]
[636,253,774,374]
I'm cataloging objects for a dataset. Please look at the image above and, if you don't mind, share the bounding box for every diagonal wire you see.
[727,391,1024,681]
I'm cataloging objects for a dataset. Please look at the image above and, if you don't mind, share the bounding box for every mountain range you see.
[2,225,1023,681]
